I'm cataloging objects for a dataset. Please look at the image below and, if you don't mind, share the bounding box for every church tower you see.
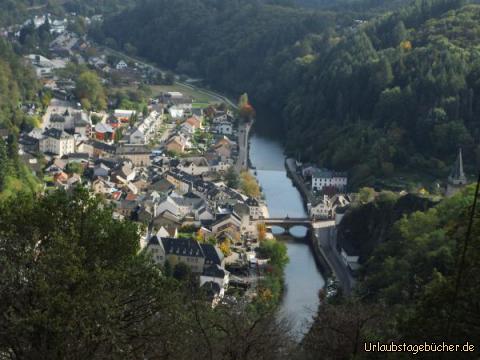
[446,148,468,197]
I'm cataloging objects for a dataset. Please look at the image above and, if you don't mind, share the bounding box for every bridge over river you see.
[258,217,335,235]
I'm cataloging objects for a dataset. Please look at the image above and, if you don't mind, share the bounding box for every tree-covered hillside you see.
[0,189,293,359]
[0,38,41,198]
[96,0,480,188]
[285,0,477,186]
[301,183,480,358]
[96,0,345,118]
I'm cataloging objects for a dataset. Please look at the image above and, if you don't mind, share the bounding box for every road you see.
[315,226,355,295]
[235,121,251,172]
[99,46,238,109]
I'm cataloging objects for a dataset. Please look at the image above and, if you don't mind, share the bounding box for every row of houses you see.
[301,165,348,193]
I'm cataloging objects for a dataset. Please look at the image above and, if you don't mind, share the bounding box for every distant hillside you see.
[295,0,412,13]
[96,0,480,189]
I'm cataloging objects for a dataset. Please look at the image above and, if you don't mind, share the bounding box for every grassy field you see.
[112,84,220,104]
[150,84,220,103]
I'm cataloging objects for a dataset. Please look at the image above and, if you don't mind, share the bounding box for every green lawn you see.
[149,84,219,103]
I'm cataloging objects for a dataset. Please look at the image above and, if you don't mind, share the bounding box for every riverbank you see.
[285,158,315,207]
[284,157,354,295]
[249,132,325,338]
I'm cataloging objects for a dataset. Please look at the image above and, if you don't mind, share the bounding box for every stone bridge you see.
[258,217,335,236]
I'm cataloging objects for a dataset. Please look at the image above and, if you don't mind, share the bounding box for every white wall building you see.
[311,169,347,192]
[214,122,233,135]
[39,128,75,156]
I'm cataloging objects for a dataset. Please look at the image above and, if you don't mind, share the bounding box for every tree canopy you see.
[75,70,107,111]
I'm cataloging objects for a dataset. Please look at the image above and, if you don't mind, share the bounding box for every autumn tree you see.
[75,71,107,111]
[219,240,231,256]
[240,171,261,198]
[257,222,267,241]
[238,93,256,121]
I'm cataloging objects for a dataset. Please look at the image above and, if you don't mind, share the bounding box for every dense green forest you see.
[96,0,480,188]
[0,189,292,359]
[0,39,41,198]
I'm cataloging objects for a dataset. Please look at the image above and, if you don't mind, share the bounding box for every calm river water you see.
[248,127,325,339]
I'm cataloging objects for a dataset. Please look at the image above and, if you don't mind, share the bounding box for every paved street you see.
[315,226,355,295]
[234,122,251,172]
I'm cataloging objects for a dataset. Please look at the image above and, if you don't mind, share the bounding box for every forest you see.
[0,39,41,198]
[96,0,480,188]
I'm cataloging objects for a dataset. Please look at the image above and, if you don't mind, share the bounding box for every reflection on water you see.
[249,132,325,339]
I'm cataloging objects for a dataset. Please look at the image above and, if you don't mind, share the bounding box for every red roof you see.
[125,193,137,201]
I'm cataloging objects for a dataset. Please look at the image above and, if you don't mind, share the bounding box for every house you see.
[112,160,136,183]
[156,226,178,239]
[129,128,147,144]
[212,136,235,160]
[148,178,175,194]
[74,112,92,138]
[93,163,110,178]
[94,122,114,141]
[165,135,187,153]
[206,185,246,207]
[246,197,262,220]
[212,112,228,124]
[308,195,333,219]
[115,60,128,70]
[114,198,138,218]
[208,158,231,173]
[165,169,196,194]
[181,116,202,134]
[201,243,225,268]
[146,236,205,273]
[214,121,233,135]
[151,210,182,229]
[116,145,151,167]
[178,157,210,176]
[311,168,347,193]
[168,106,184,119]
[91,140,116,157]
[213,143,232,160]
[200,265,229,301]
[309,194,351,219]
[211,213,242,238]
[129,111,161,145]
[39,128,75,156]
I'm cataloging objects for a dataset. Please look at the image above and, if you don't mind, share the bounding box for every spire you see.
[448,148,467,185]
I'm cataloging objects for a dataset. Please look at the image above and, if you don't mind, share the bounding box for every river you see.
[248,126,325,339]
